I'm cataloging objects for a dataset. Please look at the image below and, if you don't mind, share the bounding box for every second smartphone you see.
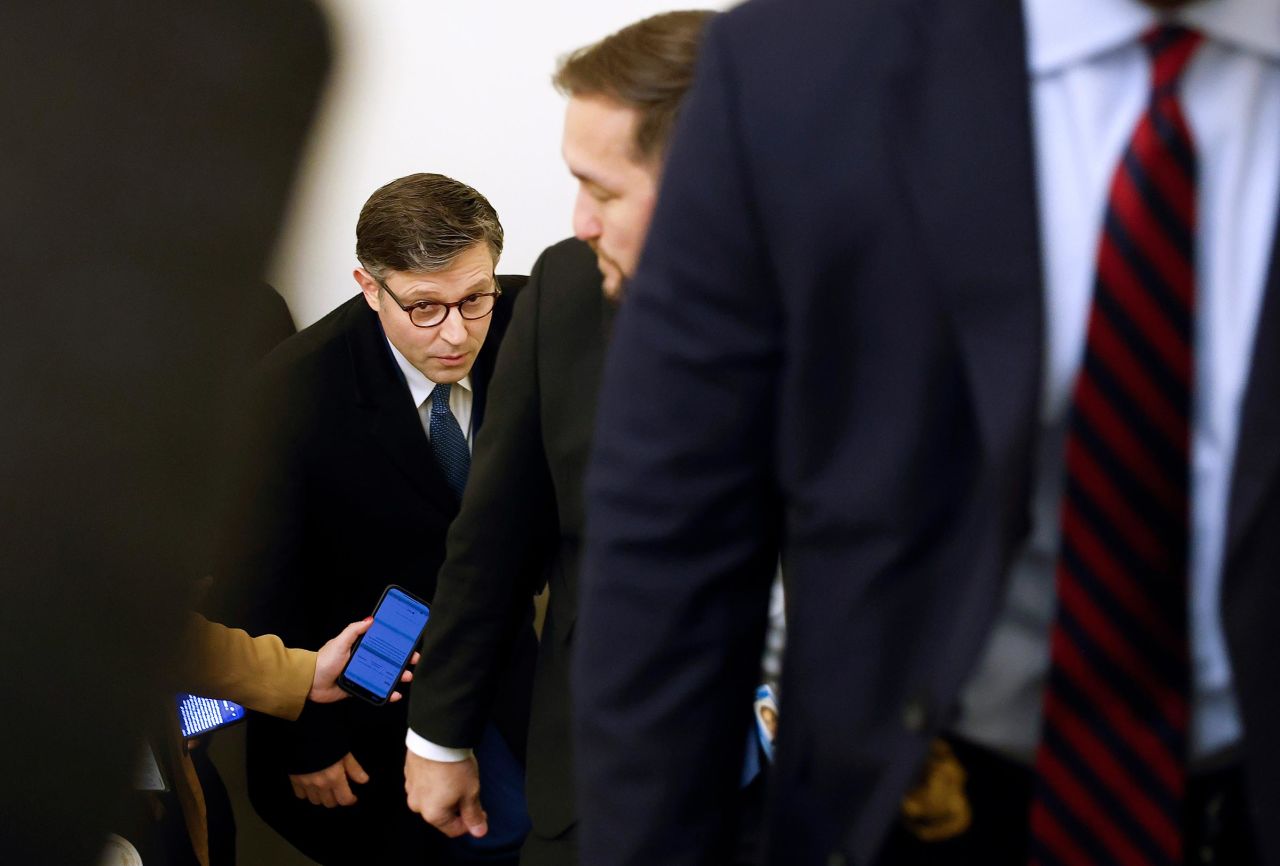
[338,584,431,705]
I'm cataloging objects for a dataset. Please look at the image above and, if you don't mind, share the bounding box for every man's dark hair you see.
[553,10,715,163]
[356,172,503,279]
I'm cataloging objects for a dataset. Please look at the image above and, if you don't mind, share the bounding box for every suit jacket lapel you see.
[347,304,459,515]
[891,0,1043,471]
[1225,218,1280,574]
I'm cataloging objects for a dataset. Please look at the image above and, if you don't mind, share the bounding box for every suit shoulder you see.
[711,0,902,81]
[538,237,597,276]
[533,238,601,301]
[722,0,889,34]
[258,294,366,384]
[497,273,528,297]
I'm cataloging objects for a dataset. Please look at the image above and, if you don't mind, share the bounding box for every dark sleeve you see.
[408,248,558,748]
[574,16,782,866]
[258,702,351,774]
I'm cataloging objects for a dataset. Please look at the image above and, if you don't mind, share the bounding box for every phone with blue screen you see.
[338,584,431,705]
[176,693,245,739]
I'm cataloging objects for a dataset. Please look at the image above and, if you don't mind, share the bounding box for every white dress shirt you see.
[955,0,1280,762]
[387,337,478,762]
[386,338,474,446]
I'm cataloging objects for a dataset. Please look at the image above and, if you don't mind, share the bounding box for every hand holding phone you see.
[311,617,417,703]
[338,585,430,705]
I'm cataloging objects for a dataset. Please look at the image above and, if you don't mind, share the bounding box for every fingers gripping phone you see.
[338,584,430,705]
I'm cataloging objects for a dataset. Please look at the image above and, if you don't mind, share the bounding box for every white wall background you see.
[270,0,735,328]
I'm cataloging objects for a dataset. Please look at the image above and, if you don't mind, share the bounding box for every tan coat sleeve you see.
[183,614,316,721]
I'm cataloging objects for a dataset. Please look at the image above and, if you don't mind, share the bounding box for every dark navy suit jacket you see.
[575,1,1280,865]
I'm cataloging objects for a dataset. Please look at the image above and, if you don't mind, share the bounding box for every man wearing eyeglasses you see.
[218,172,535,865]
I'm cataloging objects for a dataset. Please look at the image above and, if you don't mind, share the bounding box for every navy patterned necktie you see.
[1029,25,1201,866]
[429,383,470,498]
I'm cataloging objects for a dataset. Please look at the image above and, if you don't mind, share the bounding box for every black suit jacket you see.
[409,238,608,841]
[576,2,1280,866]
[219,279,534,824]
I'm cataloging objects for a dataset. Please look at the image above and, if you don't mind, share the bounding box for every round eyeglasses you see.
[379,280,502,328]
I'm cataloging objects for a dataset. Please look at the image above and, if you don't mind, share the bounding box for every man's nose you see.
[438,306,467,343]
[573,192,601,241]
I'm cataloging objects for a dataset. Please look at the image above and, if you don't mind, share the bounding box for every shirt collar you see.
[1023,0,1280,75]
[384,336,471,408]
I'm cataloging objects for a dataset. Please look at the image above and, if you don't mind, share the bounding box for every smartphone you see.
[338,584,431,705]
[176,693,246,739]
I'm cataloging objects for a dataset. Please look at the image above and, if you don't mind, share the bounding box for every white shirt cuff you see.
[405,728,473,762]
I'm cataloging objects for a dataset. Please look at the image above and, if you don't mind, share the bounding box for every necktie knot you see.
[1143,24,1203,96]
[430,382,452,413]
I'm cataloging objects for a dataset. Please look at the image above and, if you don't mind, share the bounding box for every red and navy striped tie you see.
[1029,25,1202,866]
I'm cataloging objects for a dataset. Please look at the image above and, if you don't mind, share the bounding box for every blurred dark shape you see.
[0,3,328,864]
[244,285,301,364]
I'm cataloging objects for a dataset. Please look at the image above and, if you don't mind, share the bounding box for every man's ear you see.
[354,268,381,311]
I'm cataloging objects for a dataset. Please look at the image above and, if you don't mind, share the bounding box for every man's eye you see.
[414,302,441,312]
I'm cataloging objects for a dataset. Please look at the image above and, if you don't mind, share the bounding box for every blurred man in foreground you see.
[578,0,1280,864]
[0,2,328,863]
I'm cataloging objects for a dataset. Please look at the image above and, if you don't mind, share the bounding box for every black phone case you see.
[337,583,430,705]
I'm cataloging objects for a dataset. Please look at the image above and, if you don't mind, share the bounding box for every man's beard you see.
[589,241,629,301]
